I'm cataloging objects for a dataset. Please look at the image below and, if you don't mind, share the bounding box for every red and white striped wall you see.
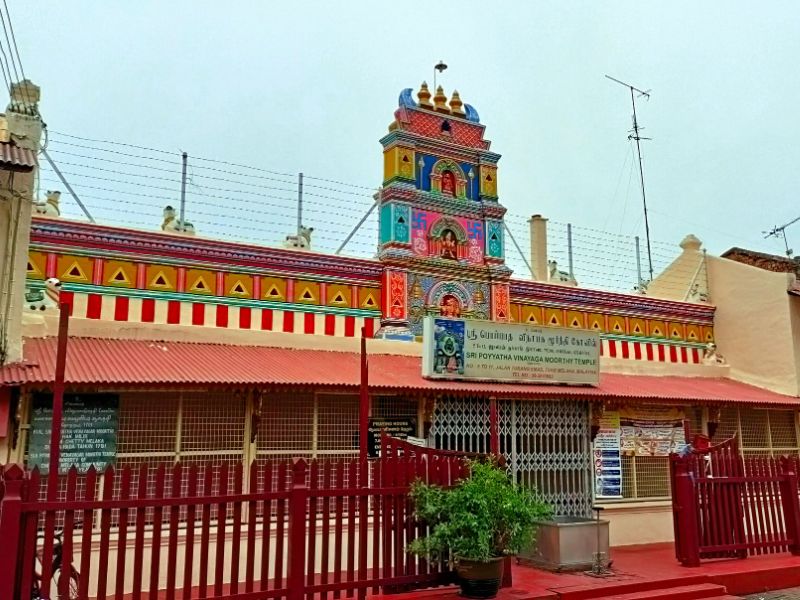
[601,338,702,365]
[57,292,378,338]
[50,293,702,360]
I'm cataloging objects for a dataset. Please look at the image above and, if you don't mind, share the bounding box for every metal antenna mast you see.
[606,75,654,281]
[764,214,800,257]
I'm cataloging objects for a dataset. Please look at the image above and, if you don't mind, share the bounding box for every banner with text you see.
[619,407,686,457]
[422,317,600,385]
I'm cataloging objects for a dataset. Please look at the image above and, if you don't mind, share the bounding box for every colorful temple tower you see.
[376,83,510,340]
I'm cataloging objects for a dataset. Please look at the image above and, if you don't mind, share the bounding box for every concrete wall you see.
[603,502,674,546]
[706,255,799,396]
[648,237,800,397]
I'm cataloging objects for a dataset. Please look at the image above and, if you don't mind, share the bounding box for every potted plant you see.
[407,459,551,599]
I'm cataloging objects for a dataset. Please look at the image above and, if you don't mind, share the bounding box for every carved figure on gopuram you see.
[439,294,462,317]
[440,229,458,260]
[375,80,510,340]
[441,170,456,196]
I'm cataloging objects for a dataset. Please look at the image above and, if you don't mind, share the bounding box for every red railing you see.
[671,437,800,566]
[0,452,470,600]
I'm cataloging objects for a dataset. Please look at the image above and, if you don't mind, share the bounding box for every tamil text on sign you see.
[422,317,600,386]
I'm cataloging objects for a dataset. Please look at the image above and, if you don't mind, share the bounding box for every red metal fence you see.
[671,437,800,566]
[0,452,470,600]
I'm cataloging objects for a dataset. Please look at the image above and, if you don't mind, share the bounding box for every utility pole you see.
[179,152,188,232]
[297,172,304,236]
[606,75,654,281]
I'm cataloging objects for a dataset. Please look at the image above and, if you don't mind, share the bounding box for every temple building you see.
[1,81,799,546]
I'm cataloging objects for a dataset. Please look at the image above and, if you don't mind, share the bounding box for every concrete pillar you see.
[0,80,42,365]
[528,214,548,282]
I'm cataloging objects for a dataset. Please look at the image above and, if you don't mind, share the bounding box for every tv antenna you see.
[764,215,800,257]
[606,74,654,281]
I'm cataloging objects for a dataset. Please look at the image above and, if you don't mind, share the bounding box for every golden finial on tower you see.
[417,82,433,109]
[449,90,466,117]
[433,85,450,114]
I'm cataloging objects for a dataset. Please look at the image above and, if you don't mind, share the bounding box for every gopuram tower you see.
[376,83,510,340]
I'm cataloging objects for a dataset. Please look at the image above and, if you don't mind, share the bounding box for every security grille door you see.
[429,397,592,517]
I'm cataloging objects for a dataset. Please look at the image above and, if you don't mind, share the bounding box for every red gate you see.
[671,436,800,566]
[0,445,477,600]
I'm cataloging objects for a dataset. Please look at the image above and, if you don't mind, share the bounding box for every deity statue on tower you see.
[441,170,456,196]
[440,229,458,260]
[439,294,462,318]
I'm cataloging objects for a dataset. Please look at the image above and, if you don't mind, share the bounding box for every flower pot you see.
[455,557,504,599]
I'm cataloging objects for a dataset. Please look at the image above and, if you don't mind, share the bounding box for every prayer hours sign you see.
[422,317,600,386]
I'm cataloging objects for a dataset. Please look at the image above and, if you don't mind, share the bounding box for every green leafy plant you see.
[407,459,552,563]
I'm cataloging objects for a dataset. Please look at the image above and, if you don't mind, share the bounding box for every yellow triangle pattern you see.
[331,292,347,305]
[266,285,284,299]
[549,315,559,325]
[570,318,581,328]
[296,283,319,303]
[27,260,42,277]
[109,267,130,284]
[361,293,377,308]
[62,260,88,281]
[229,281,248,295]
[190,276,210,292]
[150,271,172,288]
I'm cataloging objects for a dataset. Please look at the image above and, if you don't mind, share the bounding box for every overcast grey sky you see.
[12,2,800,282]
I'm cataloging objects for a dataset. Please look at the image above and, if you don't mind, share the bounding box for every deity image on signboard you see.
[432,318,465,375]
[440,229,458,260]
[439,294,462,318]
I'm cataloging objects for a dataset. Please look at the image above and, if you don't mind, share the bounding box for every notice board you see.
[28,393,119,474]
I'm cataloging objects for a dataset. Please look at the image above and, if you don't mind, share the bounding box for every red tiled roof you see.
[0,141,36,170]
[1,337,797,406]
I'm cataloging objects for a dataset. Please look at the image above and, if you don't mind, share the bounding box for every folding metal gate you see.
[428,397,592,517]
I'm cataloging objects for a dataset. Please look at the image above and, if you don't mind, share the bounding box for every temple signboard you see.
[422,317,600,386]
[29,393,119,475]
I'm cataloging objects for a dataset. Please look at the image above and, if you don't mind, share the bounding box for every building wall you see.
[707,255,799,396]
[648,240,800,396]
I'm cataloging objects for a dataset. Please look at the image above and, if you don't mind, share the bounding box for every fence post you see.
[489,397,499,456]
[672,457,701,566]
[779,457,800,556]
[0,464,26,599]
[287,458,309,600]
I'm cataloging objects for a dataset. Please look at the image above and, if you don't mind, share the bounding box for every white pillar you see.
[528,214,548,282]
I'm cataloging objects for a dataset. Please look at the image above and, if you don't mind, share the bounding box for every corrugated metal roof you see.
[0,141,36,170]
[1,337,797,406]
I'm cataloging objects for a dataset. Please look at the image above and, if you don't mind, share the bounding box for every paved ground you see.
[747,589,800,599]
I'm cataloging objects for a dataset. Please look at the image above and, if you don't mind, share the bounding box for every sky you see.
[10,2,800,290]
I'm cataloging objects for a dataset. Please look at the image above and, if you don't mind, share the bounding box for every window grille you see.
[428,397,592,517]
[255,392,314,458]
